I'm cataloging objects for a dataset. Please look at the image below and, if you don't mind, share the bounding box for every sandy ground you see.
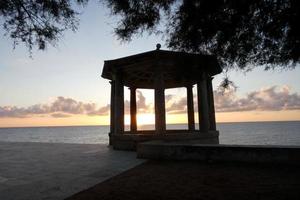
[0,142,144,200]
[66,160,300,200]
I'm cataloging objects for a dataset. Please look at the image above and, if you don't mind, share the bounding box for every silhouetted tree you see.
[105,0,300,70]
[1,0,299,72]
[0,0,87,51]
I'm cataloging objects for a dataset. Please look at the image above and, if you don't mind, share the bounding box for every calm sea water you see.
[0,121,299,146]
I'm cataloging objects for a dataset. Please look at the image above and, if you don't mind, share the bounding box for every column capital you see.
[185,84,194,89]
[128,87,137,91]
[112,70,123,81]
[200,73,214,82]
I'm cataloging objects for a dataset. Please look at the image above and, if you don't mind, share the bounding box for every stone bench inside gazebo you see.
[101,44,222,151]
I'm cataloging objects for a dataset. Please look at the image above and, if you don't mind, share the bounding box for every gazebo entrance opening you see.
[102,45,222,150]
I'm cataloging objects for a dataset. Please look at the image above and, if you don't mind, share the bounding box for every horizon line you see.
[0,120,299,129]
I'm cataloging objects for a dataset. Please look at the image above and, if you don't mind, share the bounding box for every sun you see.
[125,113,155,125]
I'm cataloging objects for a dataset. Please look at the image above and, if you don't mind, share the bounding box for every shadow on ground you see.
[66,160,300,200]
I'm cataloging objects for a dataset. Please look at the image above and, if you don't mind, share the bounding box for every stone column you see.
[114,72,124,134]
[110,81,115,134]
[207,77,216,131]
[197,73,210,132]
[154,72,166,134]
[186,85,195,131]
[130,87,137,132]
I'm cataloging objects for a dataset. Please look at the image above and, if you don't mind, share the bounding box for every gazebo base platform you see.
[109,130,219,151]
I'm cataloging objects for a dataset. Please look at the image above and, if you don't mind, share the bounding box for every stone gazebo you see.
[102,45,222,150]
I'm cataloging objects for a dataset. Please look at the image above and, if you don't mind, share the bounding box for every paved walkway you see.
[67,160,300,200]
[0,142,144,200]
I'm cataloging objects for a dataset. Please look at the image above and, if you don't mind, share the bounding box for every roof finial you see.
[156,43,161,50]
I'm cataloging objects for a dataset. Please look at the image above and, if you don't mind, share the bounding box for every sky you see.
[0,1,299,127]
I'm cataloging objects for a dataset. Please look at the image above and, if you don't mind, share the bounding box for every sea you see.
[0,121,299,146]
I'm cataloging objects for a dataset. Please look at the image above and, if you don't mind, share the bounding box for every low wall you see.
[109,131,219,151]
[137,141,300,165]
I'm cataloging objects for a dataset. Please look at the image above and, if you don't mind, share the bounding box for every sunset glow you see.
[125,114,155,125]
[1,109,299,128]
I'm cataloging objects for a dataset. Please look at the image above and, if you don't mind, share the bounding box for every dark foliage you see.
[0,0,87,51]
[1,0,299,71]
[105,0,300,70]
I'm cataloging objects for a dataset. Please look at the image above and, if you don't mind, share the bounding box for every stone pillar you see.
[186,85,195,131]
[130,87,137,132]
[207,77,216,131]
[197,73,210,132]
[110,81,115,134]
[114,72,124,134]
[154,72,166,134]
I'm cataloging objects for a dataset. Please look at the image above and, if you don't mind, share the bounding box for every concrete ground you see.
[67,160,300,200]
[0,142,144,200]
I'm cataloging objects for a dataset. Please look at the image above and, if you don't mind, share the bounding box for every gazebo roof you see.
[102,48,222,89]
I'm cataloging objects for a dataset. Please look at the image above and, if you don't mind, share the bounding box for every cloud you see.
[0,96,110,118]
[51,113,71,118]
[0,106,28,118]
[1,85,299,118]
[87,104,110,116]
[136,90,148,110]
[166,96,187,114]
[214,85,300,112]
[165,85,300,113]
[125,90,152,114]
[0,91,151,118]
